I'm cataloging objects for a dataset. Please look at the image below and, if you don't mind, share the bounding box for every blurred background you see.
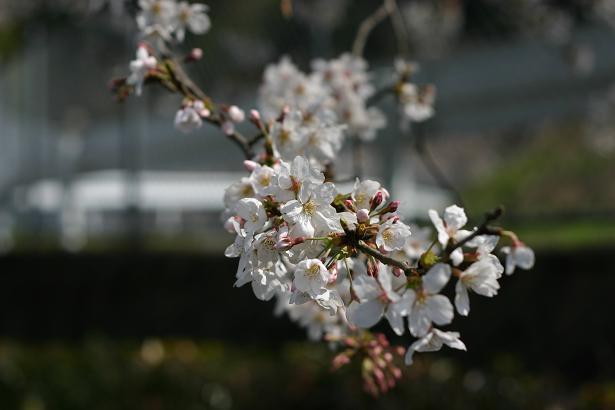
[0,0,614,408]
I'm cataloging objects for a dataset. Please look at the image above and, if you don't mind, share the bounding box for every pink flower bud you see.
[249,109,261,122]
[275,237,293,251]
[223,217,236,233]
[190,48,203,60]
[243,160,258,171]
[370,191,383,211]
[367,258,379,277]
[387,200,400,213]
[344,199,355,211]
[332,353,351,370]
[228,106,245,123]
[392,367,402,379]
[392,267,404,277]
[357,208,369,223]
[221,121,235,135]
[327,268,338,284]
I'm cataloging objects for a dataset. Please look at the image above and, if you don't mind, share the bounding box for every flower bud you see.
[392,267,404,277]
[367,257,379,277]
[243,160,258,171]
[370,191,383,211]
[192,100,210,118]
[223,217,236,233]
[357,208,370,223]
[249,109,261,122]
[249,109,263,129]
[344,199,355,211]
[221,121,235,135]
[185,48,203,62]
[331,353,351,370]
[228,105,245,123]
[386,200,400,213]
[327,265,338,284]
[274,235,304,251]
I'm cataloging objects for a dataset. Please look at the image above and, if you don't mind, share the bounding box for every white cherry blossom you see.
[406,263,454,337]
[376,219,412,252]
[429,205,468,265]
[455,255,504,316]
[501,244,535,275]
[405,329,466,365]
[174,105,202,133]
[126,45,157,96]
[280,181,342,238]
[235,198,266,235]
[293,259,330,297]
[173,1,211,42]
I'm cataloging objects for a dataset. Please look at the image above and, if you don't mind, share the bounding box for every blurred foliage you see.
[0,22,22,61]
[464,125,615,215]
[0,338,612,409]
[463,124,615,248]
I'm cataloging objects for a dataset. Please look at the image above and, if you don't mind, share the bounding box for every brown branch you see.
[356,240,412,274]
[385,0,410,58]
[442,206,504,262]
[352,2,390,57]
[160,56,259,160]
[414,130,465,208]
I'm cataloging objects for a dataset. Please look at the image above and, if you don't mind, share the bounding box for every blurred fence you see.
[0,247,613,384]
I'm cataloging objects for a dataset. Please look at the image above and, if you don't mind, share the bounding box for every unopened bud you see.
[357,208,370,223]
[344,199,355,211]
[328,266,338,284]
[387,200,400,213]
[221,121,235,135]
[185,48,203,62]
[228,105,245,123]
[367,258,379,277]
[243,160,258,171]
[392,267,404,277]
[192,100,210,118]
[332,353,351,370]
[223,217,236,233]
[370,191,383,211]
[249,109,261,122]
[274,235,304,251]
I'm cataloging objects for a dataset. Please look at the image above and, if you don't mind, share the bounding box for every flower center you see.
[259,174,271,187]
[306,264,321,280]
[242,185,255,197]
[279,129,290,145]
[303,199,317,216]
[382,229,393,243]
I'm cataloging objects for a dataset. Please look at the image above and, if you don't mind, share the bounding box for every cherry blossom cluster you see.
[222,154,534,381]
[136,0,211,44]
[109,0,535,396]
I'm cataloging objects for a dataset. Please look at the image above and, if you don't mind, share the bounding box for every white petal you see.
[409,304,431,337]
[385,308,405,336]
[451,248,464,266]
[428,209,448,245]
[515,247,535,270]
[422,263,451,294]
[454,280,470,316]
[346,299,385,328]
[426,294,454,325]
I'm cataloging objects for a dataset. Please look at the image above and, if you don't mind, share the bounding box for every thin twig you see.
[352,2,390,57]
[414,129,465,208]
[161,56,258,159]
[384,0,410,58]
[442,206,504,262]
[356,240,412,274]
